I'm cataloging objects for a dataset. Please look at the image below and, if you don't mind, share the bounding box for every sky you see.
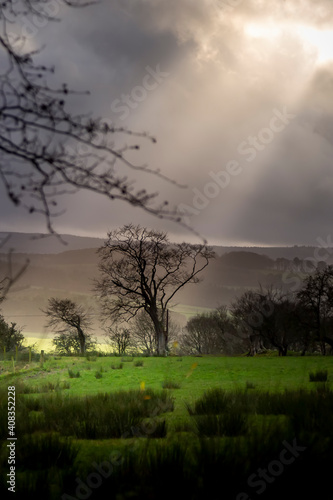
[1,0,333,246]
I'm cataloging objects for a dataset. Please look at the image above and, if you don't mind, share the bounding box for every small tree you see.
[43,298,92,354]
[95,224,214,356]
[131,310,180,355]
[52,330,96,355]
[0,316,25,351]
[296,266,333,354]
[131,311,157,355]
[180,307,236,355]
[104,326,132,356]
[231,286,298,356]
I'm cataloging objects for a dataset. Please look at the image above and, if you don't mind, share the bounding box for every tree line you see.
[2,224,333,357]
[182,265,333,356]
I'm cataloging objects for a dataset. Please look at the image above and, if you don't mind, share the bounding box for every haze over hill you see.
[1,232,333,338]
[1,232,331,260]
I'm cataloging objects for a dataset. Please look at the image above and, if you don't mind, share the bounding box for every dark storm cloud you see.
[2,0,333,245]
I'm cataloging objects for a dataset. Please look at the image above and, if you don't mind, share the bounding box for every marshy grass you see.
[111,362,123,370]
[309,369,328,382]
[161,379,181,389]
[67,368,80,378]
[13,388,174,439]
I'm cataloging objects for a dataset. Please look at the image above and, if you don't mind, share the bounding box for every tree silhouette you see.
[43,297,92,354]
[95,224,214,355]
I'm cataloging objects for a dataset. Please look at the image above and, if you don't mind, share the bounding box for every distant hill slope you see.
[0,232,105,254]
[1,232,332,260]
[1,233,333,336]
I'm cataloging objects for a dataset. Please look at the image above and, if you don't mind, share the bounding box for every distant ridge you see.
[0,232,105,254]
[0,232,331,260]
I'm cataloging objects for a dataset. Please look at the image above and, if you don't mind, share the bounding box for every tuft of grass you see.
[121,357,134,362]
[193,412,248,437]
[186,388,230,415]
[309,369,328,382]
[111,363,123,370]
[13,389,174,439]
[95,371,103,379]
[162,379,181,389]
[134,360,144,367]
[245,380,256,390]
[68,368,80,378]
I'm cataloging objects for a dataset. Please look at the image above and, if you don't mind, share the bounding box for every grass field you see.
[1,354,333,499]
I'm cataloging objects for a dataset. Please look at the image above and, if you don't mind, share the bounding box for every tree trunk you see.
[148,307,167,356]
[77,327,86,355]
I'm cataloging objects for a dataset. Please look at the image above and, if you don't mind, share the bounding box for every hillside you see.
[1,233,333,337]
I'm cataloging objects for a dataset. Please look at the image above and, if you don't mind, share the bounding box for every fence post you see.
[29,346,32,364]
[11,356,15,373]
[40,350,44,367]
[3,346,6,361]
[15,346,18,362]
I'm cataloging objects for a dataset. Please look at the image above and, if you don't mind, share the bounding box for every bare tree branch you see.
[0,0,185,237]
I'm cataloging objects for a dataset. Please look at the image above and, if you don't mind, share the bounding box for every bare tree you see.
[180,307,236,355]
[296,266,333,354]
[104,325,132,356]
[131,310,180,355]
[132,311,157,355]
[43,298,92,354]
[95,224,214,355]
[231,286,299,356]
[0,0,179,237]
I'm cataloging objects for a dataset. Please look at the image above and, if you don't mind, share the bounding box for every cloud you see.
[2,0,333,245]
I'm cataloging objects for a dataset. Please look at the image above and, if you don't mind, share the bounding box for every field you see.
[1,355,333,499]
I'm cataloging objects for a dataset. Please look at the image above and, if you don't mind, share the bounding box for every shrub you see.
[309,369,328,382]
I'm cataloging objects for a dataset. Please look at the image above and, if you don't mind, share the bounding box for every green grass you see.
[1,355,333,499]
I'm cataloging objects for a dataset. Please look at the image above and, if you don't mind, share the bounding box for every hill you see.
[1,233,333,337]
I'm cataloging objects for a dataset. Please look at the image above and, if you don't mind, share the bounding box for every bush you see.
[309,369,328,382]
